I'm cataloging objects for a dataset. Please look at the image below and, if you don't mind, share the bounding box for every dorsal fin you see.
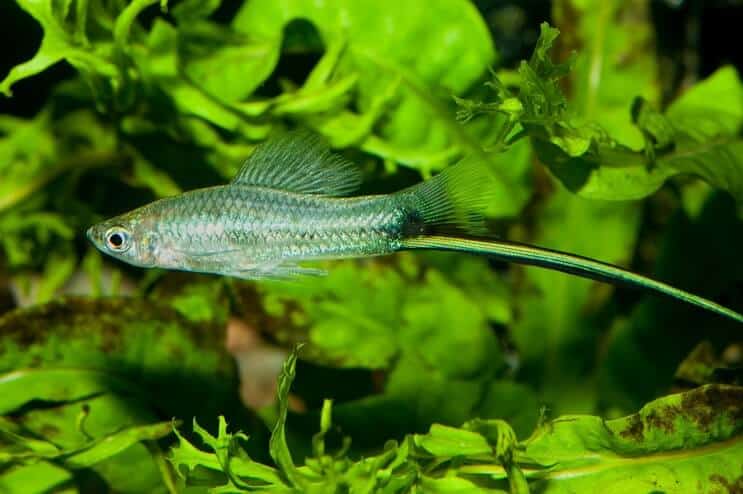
[231,131,362,196]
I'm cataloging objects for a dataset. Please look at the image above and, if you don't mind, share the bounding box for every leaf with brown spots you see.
[476,384,743,493]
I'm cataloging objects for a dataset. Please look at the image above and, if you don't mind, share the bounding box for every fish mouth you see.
[85,226,97,244]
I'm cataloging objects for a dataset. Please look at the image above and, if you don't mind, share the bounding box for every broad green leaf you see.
[666,65,743,136]
[233,0,495,127]
[0,293,249,492]
[176,21,278,104]
[514,385,743,493]
[419,475,503,494]
[0,368,135,415]
[58,421,174,467]
[0,294,242,422]
[452,385,743,493]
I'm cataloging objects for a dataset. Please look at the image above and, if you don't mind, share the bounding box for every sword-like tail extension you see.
[401,235,743,324]
[397,159,742,324]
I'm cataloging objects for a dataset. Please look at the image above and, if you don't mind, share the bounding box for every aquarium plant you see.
[0,1,741,493]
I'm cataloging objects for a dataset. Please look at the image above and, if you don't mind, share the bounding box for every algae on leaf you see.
[508,384,743,493]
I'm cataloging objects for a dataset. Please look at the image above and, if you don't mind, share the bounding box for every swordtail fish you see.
[87,132,743,324]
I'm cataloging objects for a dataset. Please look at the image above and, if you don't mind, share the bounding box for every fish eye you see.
[105,227,131,252]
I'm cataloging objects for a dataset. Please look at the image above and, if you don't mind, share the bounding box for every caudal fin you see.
[398,158,497,235]
[396,159,743,325]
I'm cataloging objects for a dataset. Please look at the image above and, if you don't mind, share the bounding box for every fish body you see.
[94,185,406,278]
[88,131,743,324]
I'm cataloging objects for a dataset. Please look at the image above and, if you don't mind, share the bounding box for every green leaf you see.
[0,110,117,214]
[176,21,278,104]
[159,359,743,493]
[512,385,743,493]
[169,421,286,489]
[0,462,72,494]
[414,424,491,457]
[419,475,503,494]
[666,65,743,136]
[539,66,743,200]
[171,0,221,21]
[0,368,135,415]
[0,409,174,493]
[259,256,504,374]
[232,0,495,127]
[269,345,307,489]
[0,1,118,96]
[0,294,250,492]
[0,106,123,297]
[59,421,174,467]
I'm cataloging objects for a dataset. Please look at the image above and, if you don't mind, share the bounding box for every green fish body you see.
[100,186,404,278]
[88,132,743,324]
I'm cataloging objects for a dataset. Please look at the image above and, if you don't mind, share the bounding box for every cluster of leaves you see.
[1,0,743,492]
[460,23,743,205]
[169,347,743,493]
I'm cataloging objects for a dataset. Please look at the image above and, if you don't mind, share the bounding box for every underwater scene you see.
[0,0,742,492]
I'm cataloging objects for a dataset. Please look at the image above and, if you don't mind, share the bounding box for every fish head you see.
[87,209,160,268]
